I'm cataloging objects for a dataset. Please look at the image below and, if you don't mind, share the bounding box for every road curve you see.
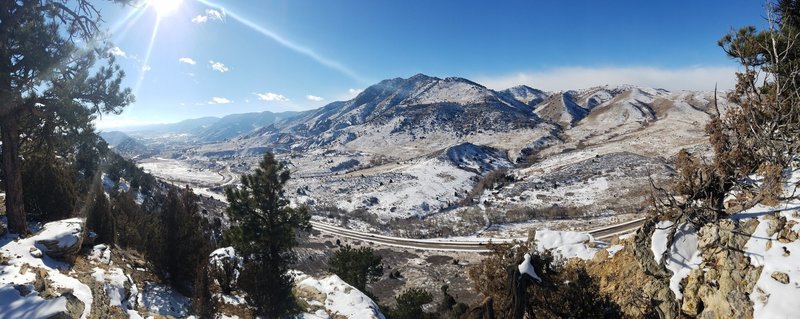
[309,217,646,252]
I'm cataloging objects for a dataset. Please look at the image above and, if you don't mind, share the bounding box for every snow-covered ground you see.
[740,168,800,318]
[0,219,93,319]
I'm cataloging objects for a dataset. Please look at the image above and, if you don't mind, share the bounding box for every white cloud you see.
[141,64,152,72]
[93,116,163,130]
[255,92,289,102]
[348,88,363,94]
[192,9,225,23]
[306,95,324,102]
[474,66,738,92]
[208,97,232,104]
[209,60,229,73]
[206,9,225,21]
[179,57,196,65]
[108,46,127,58]
[191,15,207,23]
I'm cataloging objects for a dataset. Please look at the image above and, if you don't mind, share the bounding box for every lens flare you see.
[148,0,183,17]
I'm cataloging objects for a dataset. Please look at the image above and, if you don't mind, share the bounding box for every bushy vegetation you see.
[460,169,511,205]
[468,240,622,318]
[328,245,383,293]
[384,288,433,319]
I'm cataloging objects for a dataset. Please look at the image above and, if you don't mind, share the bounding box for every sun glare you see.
[148,0,183,17]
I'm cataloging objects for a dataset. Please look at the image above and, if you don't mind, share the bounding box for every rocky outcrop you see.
[584,219,676,318]
[679,219,761,318]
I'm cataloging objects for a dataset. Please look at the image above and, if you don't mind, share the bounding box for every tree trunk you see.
[1,115,28,235]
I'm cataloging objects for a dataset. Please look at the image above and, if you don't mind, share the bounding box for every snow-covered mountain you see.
[238,74,552,158]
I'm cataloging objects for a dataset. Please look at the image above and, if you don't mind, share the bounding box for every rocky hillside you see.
[579,167,800,318]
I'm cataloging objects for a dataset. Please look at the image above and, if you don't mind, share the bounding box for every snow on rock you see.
[606,244,625,257]
[517,254,542,282]
[209,246,244,290]
[534,230,597,260]
[89,244,112,265]
[0,218,93,318]
[744,206,800,318]
[91,267,136,310]
[294,272,385,319]
[651,220,675,264]
[33,218,85,260]
[140,282,191,317]
[0,285,68,318]
[664,223,701,300]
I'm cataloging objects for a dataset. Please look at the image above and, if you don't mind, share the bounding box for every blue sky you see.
[96,0,766,128]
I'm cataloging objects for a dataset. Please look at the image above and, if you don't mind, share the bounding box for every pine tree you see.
[86,181,115,244]
[162,187,213,295]
[223,152,311,317]
[0,0,134,235]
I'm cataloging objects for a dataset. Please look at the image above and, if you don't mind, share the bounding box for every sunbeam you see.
[107,5,148,40]
[196,0,367,83]
[134,18,161,95]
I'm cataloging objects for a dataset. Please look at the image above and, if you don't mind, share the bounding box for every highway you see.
[309,217,646,253]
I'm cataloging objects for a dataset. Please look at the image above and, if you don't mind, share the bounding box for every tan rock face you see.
[777,220,798,243]
[589,217,763,319]
[678,218,762,319]
[764,214,786,237]
[771,271,790,284]
[584,220,676,318]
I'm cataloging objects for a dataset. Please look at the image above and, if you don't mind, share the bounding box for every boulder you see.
[34,218,85,261]
[777,220,798,243]
[45,292,85,319]
[771,271,790,284]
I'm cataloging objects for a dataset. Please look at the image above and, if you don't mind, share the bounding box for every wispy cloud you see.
[306,95,324,102]
[108,46,127,58]
[192,9,225,24]
[141,64,152,72]
[255,92,289,102]
[209,60,229,73]
[208,97,232,104]
[474,66,738,92]
[196,0,364,82]
[179,57,196,65]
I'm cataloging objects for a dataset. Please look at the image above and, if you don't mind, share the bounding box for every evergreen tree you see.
[223,152,311,317]
[386,288,433,319]
[0,0,134,235]
[86,181,115,244]
[162,187,214,295]
[328,244,383,293]
[21,155,78,221]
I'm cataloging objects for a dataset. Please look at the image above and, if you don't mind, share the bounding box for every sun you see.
[147,0,183,17]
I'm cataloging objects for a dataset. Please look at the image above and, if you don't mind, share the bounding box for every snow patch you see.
[744,207,800,318]
[664,223,701,300]
[534,230,597,260]
[517,254,542,282]
[651,220,674,264]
